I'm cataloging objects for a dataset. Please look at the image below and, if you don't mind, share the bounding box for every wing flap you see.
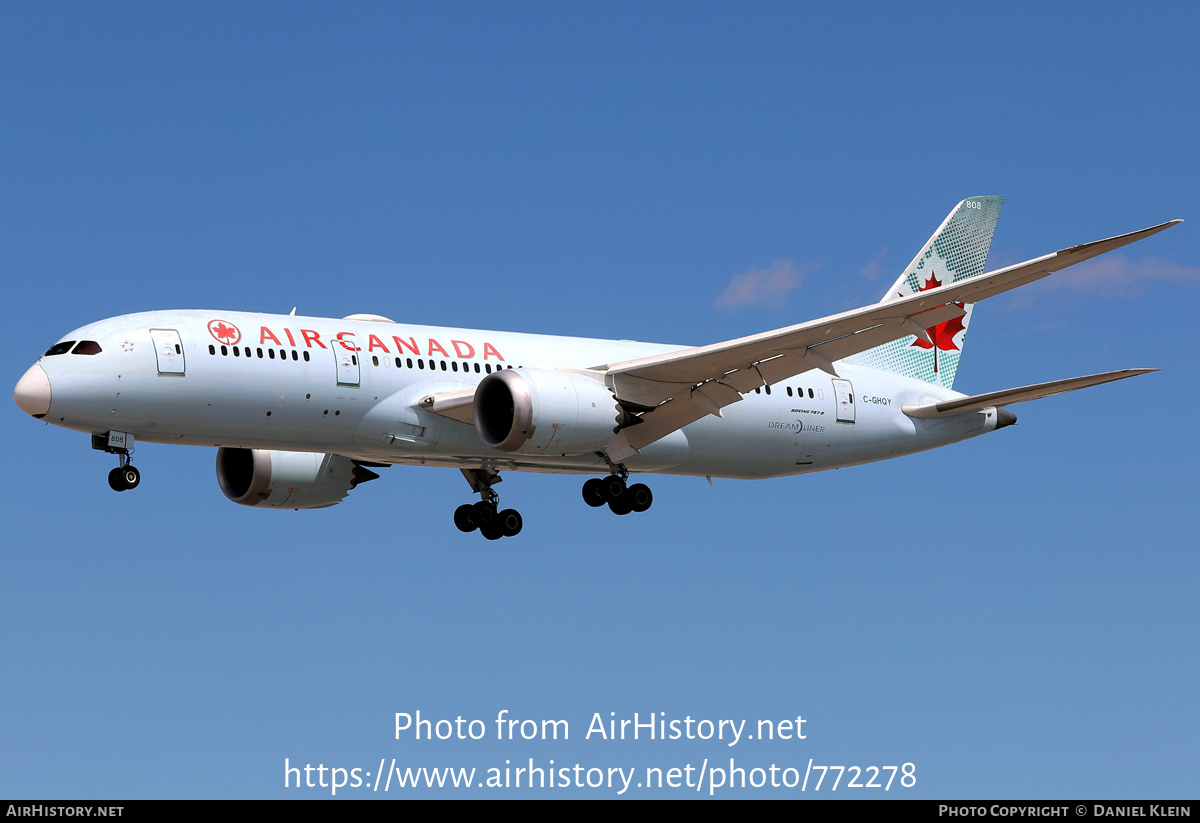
[624,396,716,450]
[803,302,965,366]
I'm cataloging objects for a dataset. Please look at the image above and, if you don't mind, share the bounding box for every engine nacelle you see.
[216,448,379,510]
[474,368,622,455]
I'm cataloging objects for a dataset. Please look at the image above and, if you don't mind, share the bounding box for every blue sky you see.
[3,3,1197,798]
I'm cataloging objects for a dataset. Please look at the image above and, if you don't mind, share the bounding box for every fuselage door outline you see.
[334,340,361,387]
[149,328,185,375]
[832,378,855,423]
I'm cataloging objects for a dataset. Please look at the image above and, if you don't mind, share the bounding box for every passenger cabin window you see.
[44,342,76,356]
[72,341,102,355]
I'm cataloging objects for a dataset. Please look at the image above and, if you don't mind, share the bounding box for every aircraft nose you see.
[14,364,52,417]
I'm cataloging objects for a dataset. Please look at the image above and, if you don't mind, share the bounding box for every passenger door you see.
[149,329,185,375]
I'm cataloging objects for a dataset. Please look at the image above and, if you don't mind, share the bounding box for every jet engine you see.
[474,368,622,455]
[216,448,380,510]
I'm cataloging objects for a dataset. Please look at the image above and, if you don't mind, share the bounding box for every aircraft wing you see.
[900,368,1157,419]
[604,219,1180,450]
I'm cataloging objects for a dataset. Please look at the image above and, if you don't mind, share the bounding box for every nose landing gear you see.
[93,432,141,492]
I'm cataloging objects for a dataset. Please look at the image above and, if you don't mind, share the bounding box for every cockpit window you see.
[44,341,76,356]
[72,340,103,355]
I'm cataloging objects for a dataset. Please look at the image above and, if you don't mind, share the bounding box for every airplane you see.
[13,197,1181,539]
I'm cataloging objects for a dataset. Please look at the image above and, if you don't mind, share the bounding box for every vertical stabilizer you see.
[845,196,1003,389]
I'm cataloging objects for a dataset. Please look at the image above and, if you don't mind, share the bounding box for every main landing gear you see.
[92,432,141,492]
[455,468,522,540]
[453,465,652,539]
[581,470,653,516]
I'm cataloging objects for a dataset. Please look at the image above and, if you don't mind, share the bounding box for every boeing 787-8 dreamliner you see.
[14,197,1180,539]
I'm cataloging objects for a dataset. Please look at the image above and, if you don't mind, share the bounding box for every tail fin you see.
[845,196,1004,389]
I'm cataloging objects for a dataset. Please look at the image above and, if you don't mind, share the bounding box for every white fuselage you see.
[22,309,997,481]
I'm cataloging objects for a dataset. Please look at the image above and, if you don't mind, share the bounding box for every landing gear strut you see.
[93,432,141,492]
[455,468,522,540]
[582,466,653,516]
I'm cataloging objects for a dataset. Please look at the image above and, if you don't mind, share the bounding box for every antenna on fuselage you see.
[289,307,297,316]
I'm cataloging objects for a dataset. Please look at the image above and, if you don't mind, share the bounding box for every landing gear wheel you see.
[454,504,478,533]
[608,493,633,515]
[498,509,523,537]
[480,522,504,540]
[473,501,497,526]
[601,475,626,503]
[108,465,139,491]
[627,483,652,513]
[582,477,606,508]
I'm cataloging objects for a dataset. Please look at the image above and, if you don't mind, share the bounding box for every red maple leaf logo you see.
[904,272,966,373]
[208,319,241,345]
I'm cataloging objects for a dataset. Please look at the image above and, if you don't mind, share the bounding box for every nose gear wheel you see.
[108,464,141,492]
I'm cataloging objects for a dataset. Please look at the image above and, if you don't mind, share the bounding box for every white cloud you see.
[1044,254,1200,297]
[858,247,889,282]
[714,258,811,310]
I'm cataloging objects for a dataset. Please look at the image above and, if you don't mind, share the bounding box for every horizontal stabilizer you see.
[901,368,1157,419]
